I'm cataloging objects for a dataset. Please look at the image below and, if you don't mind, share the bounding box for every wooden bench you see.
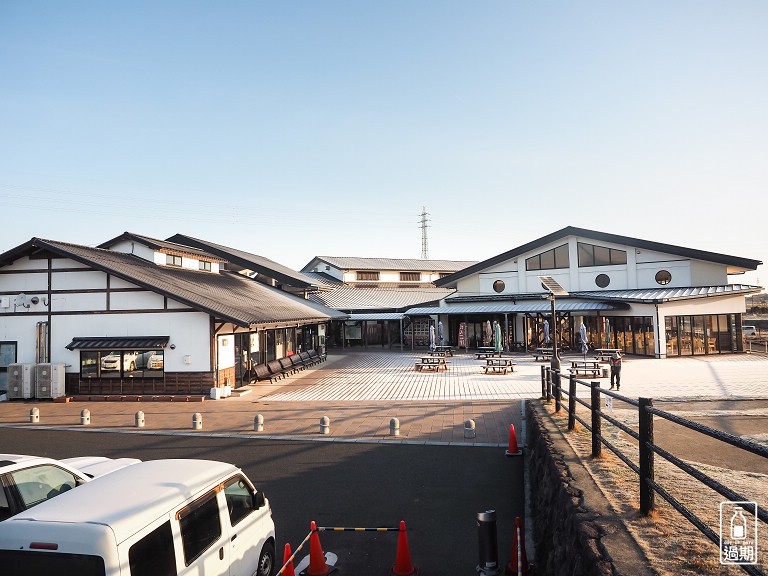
[252,363,279,384]
[433,345,454,356]
[483,358,516,374]
[483,365,509,375]
[569,360,603,378]
[415,362,442,372]
[594,348,621,363]
[289,354,307,371]
[279,356,298,375]
[267,359,288,379]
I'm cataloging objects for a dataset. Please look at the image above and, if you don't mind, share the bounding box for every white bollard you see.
[390,417,400,437]
[80,409,91,426]
[192,412,203,430]
[135,411,145,428]
[254,414,264,432]
[320,416,330,435]
[464,418,476,439]
[29,407,40,423]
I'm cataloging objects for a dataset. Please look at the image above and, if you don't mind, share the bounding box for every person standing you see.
[609,351,622,390]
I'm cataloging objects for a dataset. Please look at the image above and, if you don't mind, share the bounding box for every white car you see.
[0,454,140,521]
[743,325,757,338]
[100,351,139,372]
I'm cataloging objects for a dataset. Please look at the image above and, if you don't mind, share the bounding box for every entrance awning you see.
[404,301,628,315]
[66,336,170,350]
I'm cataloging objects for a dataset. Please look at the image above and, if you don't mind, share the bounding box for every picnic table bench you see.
[594,348,621,363]
[475,347,501,359]
[415,356,449,372]
[433,345,454,356]
[532,347,555,361]
[483,358,517,375]
[569,360,603,378]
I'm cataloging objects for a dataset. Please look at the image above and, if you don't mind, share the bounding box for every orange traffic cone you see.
[505,423,522,456]
[282,542,297,576]
[306,521,331,576]
[505,516,530,574]
[390,520,419,576]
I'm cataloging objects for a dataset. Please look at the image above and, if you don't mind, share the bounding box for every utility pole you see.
[419,206,430,259]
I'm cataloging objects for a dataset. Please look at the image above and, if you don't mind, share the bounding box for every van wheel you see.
[256,541,274,576]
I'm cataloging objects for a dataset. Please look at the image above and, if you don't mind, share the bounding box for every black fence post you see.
[540,365,546,399]
[639,397,655,515]
[545,368,552,404]
[554,370,561,412]
[590,381,601,458]
[568,374,576,431]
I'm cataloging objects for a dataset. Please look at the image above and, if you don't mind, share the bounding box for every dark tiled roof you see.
[167,234,320,289]
[66,336,170,350]
[572,285,763,303]
[301,271,344,288]
[3,238,344,327]
[98,232,224,261]
[305,256,477,272]
[436,226,763,286]
[405,301,628,315]
[309,286,454,312]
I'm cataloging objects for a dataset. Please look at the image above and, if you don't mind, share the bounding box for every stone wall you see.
[526,401,614,576]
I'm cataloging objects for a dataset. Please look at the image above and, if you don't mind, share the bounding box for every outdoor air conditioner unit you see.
[7,364,35,399]
[35,363,66,399]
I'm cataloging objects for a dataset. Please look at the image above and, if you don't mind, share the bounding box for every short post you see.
[464,418,476,439]
[390,417,400,437]
[554,370,562,413]
[639,397,655,515]
[135,410,145,428]
[568,374,576,431]
[192,412,202,430]
[29,407,40,423]
[320,415,330,435]
[540,365,546,399]
[254,413,264,432]
[545,368,552,404]
[590,381,601,458]
[80,408,91,426]
[476,510,501,575]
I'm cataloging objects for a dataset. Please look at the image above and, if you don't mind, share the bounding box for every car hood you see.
[60,456,141,478]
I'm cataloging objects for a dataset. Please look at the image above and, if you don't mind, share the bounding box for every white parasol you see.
[543,319,550,345]
[580,322,588,358]
[485,320,492,346]
[438,321,444,344]
[429,324,436,352]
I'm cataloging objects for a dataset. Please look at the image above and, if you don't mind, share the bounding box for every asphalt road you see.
[1,427,525,573]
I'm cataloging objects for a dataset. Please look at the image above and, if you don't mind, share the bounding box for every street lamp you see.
[538,275,569,374]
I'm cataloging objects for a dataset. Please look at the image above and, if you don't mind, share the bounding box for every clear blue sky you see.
[1,1,765,286]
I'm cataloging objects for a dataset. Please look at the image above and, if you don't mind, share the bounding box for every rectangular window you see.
[577,243,594,267]
[554,244,569,268]
[594,245,611,266]
[166,254,182,267]
[224,476,256,526]
[199,261,212,271]
[81,350,164,379]
[179,492,222,566]
[577,242,627,267]
[0,342,17,392]
[0,551,105,576]
[525,255,541,271]
[356,271,379,281]
[539,249,555,270]
[400,272,420,282]
[129,521,176,576]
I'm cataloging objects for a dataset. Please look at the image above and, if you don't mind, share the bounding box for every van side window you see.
[129,520,176,576]
[224,475,256,526]
[178,491,222,565]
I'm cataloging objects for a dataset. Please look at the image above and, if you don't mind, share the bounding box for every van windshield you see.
[0,550,106,576]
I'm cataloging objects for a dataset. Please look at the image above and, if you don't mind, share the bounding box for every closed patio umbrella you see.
[485,320,492,346]
[438,321,444,345]
[605,319,611,347]
[429,324,436,352]
[543,319,550,346]
[494,321,503,355]
[580,322,588,358]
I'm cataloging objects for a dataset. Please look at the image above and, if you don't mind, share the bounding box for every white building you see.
[0,234,344,396]
[406,226,762,357]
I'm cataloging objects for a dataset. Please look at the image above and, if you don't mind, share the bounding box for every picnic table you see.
[433,345,454,356]
[415,356,449,372]
[532,347,555,361]
[594,348,621,363]
[475,346,501,359]
[483,358,517,375]
[569,359,603,378]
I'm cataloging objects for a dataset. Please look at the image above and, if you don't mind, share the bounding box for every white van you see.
[743,325,757,337]
[0,459,275,576]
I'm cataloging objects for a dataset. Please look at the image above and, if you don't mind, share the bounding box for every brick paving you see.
[1,349,766,447]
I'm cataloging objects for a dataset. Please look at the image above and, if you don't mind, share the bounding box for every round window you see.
[493,280,505,293]
[595,274,610,288]
[655,270,672,285]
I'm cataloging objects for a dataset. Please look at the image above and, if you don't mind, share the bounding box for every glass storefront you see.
[665,314,740,356]
[80,349,164,379]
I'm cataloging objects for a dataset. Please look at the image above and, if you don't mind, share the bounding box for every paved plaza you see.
[1,349,767,447]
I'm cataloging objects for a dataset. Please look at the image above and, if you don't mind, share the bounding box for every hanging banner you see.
[458,322,467,349]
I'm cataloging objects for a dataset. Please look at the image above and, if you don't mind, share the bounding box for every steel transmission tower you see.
[419,206,430,259]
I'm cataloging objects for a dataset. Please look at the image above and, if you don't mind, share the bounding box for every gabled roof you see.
[301,271,344,288]
[435,226,763,286]
[0,238,345,327]
[303,256,477,272]
[309,286,454,312]
[98,232,224,261]
[167,234,320,290]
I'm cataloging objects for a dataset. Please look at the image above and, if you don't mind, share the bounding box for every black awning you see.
[66,336,170,350]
